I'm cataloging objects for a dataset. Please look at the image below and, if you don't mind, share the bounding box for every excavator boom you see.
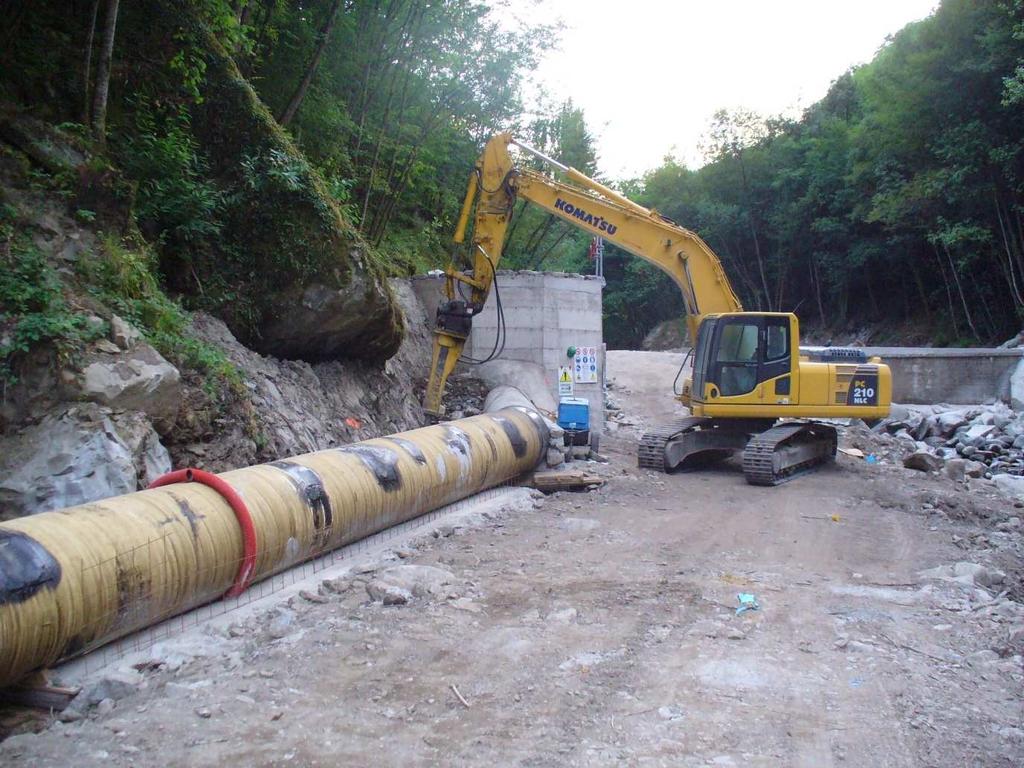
[424,133,742,417]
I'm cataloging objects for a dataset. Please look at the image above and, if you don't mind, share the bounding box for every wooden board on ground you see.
[0,684,79,712]
[531,469,605,493]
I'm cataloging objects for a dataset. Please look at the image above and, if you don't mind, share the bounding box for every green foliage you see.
[248,0,559,248]
[501,100,601,272]
[0,0,556,358]
[119,102,225,250]
[76,235,240,393]
[626,0,1024,346]
[0,229,104,381]
[240,147,310,193]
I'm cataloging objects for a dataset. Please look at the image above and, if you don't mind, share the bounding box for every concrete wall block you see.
[414,272,604,431]
[862,347,1023,404]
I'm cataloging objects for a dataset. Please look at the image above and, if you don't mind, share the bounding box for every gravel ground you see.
[1,352,1022,767]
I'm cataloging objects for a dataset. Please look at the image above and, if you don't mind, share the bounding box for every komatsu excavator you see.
[423,133,892,485]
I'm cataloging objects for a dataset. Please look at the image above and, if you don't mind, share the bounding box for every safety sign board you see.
[557,366,574,397]
[573,345,598,383]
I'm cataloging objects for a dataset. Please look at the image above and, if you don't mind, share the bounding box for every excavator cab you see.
[690,313,796,413]
[643,311,891,483]
[687,311,891,423]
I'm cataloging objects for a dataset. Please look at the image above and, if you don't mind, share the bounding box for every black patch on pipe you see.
[483,431,499,461]
[490,415,527,458]
[444,426,471,457]
[0,530,62,606]
[383,436,427,465]
[514,406,550,447]
[175,497,202,539]
[272,461,334,545]
[338,445,402,492]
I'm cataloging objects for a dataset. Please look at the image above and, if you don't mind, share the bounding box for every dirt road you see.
[2,353,1022,767]
[605,350,690,431]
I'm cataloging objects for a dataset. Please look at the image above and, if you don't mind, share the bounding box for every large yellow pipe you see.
[0,407,547,687]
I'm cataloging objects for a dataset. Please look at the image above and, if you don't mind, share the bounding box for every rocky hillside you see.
[0,118,433,521]
[0,0,478,521]
[0,268,432,520]
[641,319,687,352]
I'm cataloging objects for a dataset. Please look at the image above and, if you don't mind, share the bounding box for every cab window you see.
[717,323,758,362]
[765,320,788,361]
[715,322,758,395]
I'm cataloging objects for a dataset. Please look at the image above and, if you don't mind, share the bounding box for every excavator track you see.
[638,417,705,471]
[742,422,837,486]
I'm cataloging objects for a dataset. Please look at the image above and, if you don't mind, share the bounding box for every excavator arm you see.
[423,132,743,418]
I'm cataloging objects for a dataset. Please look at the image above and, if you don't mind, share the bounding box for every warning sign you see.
[573,345,598,383]
[558,366,574,397]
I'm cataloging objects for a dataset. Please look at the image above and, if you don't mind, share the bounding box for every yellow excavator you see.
[423,133,892,485]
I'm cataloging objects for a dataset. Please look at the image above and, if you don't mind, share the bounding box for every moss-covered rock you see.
[183,19,403,363]
[0,112,87,176]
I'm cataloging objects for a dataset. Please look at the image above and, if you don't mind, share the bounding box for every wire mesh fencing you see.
[65,482,523,679]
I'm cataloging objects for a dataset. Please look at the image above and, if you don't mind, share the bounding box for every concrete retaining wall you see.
[648,343,1023,408]
[411,271,605,431]
[408,272,1020,411]
[862,347,1024,405]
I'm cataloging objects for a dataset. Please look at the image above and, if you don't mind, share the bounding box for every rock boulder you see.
[0,112,87,175]
[181,15,403,363]
[0,404,170,517]
[993,473,1024,500]
[109,314,143,350]
[258,270,402,362]
[943,458,969,483]
[903,451,944,473]
[75,343,181,433]
[365,565,455,604]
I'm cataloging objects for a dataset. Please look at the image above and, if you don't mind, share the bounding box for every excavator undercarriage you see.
[639,418,838,486]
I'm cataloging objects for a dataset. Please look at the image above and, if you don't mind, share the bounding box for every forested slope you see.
[2,0,1022,383]
[523,0,1023,349]
[0,0,552,388]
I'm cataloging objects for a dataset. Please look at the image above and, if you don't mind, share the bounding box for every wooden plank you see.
[0,684,80,712]
[531,470,605,492]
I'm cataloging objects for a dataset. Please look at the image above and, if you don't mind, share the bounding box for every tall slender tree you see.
[90,0,120,143]
[277,0,342,128]
[81,0,99,124]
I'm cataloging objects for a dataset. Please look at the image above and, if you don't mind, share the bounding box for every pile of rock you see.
[603,384,637,434]
[0,314,179,518]
[441,372,488,420]
[871,402,1024,479]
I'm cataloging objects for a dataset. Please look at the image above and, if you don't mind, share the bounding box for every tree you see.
[700,109,775,309]
[277,0,342,128]
[82,0,100,124]
[90,0,120,143]
[503,99,600,270]
[625,0,1024,346]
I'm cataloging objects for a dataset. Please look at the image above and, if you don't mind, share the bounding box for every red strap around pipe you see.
[147,468,257,598]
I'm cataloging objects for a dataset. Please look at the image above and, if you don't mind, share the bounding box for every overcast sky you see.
[511,0,939,178]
